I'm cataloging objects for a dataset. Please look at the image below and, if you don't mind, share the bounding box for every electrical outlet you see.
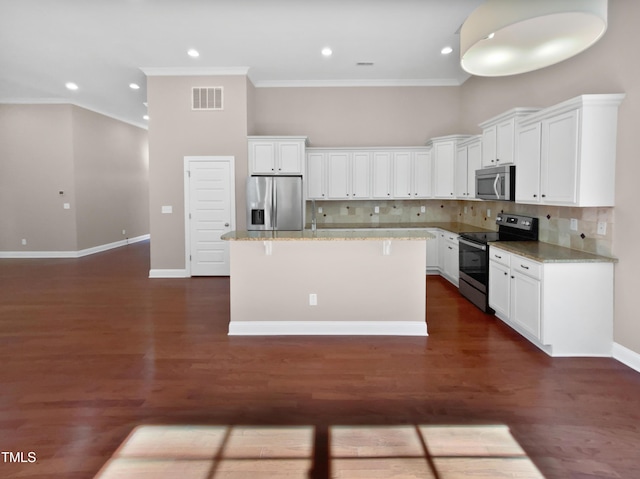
[63,203,70,209]
[318,207,323,214]
[122,229,126,235]
[570,218,578,231]
[487,209,491,218]
[309,293,318,306]
[464,206,468,214]
[21,238,27,246]
[597,221,607,235]
[420,206,426,213]
[374,206,380,214]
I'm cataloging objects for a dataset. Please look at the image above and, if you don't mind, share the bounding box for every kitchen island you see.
[221,229,434,336]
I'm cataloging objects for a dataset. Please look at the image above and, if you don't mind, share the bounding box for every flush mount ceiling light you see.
[65,82,79,91]
[460,0,608,76]
[441,46,453,55]
[187,49,200,58]
[129,83,140,90]
[321,47,333,57]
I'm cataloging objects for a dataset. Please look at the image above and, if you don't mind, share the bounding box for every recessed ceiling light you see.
[321,47,332,57]
[65,82,79,91]
[129,83,140,90]
[441,46,454,55]
[187,49,200,58]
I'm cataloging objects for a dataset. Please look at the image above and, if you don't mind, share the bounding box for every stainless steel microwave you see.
[475,165,515,201]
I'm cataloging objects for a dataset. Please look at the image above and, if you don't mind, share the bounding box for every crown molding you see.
[252,77,467,88]
[141,67,250,77]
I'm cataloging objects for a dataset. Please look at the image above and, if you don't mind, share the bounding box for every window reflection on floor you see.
[94,424,545,479]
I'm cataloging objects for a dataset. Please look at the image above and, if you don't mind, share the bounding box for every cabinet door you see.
[433,141,455,198]
[306,152,326,199]
[515,122,542,204]
[482,125,497,168]
[372,151,392,198]
[327,152,350,199]
[413,150,432,198]
[277,141,303,173]
[249,141,276,173]
[511,270,541,340]
[541,110,579,205]
[443,241,459,285]
[455,146,468,198]
[351,152,371,199]
[425,229,439,271]
[489,260,510,318]
[466,141,482,199]
[393,152,412,198]
[496,118,515,165]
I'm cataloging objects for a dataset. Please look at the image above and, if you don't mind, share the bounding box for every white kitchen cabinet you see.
[455,135,481,199]
[440,231,459,286]
[480,108,539,168]
[393,149,432,199]
[248,136,308,175]
[326,150,371,200]
[428,135,469,199]
[488,245,613,357]
[306,151,326,199]
[372,151,393,199]
[515,94,624,207]
[425,228,440,274]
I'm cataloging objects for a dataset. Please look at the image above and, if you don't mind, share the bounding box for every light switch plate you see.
[597,221,607,235]
[161,205,173,214]
[63,203,70,209]
[570,218,578,231]
[374,206,380,214]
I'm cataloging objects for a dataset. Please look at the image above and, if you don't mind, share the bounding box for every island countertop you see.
[221,229,435,241]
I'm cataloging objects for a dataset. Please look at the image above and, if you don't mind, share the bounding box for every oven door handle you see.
[458,238,486,251]
[493,174,501,199]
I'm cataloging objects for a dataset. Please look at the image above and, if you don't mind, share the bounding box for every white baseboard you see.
[613,342,640,373]
[148,269,188,278]
[228,320,428,336]
[0,234,150,259]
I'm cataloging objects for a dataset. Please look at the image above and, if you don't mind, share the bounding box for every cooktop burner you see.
[459,213,539,244]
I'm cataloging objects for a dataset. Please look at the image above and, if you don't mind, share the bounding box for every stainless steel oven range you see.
[458,213,539,313]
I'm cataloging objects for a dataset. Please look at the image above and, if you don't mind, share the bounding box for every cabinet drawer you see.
[512,255,541,279]
[489,247,510,267]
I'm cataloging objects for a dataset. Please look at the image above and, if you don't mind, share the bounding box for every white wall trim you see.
[228,321,428,336]
[148,269,189,278]
[0,234,149,259]
[613,342,640,373]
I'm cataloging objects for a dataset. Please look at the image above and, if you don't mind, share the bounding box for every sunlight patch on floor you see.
[94,424,545,478]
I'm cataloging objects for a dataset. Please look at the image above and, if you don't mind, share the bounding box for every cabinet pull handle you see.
[495,254,502,259]
[541,194,546,198]
[448,246,453,250]
[520,264,530,270]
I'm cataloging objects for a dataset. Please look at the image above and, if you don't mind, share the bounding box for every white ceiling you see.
[0,0,484,129]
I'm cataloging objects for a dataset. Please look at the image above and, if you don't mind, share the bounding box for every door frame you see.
[183,156,236,277]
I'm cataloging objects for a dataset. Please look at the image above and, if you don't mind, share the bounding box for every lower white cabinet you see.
[488,246,613,357]
[425,228,440,274]
[440,231,459,286]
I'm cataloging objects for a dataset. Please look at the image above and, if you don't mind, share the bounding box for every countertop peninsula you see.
[221,229,435,241]
[489,241,618,263]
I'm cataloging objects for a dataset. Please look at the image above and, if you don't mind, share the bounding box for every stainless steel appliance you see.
[458,213,538,313]
[475,165,516,201]
[246,175,303,231]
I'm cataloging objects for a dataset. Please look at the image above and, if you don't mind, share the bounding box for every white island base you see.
[224,233,428,336]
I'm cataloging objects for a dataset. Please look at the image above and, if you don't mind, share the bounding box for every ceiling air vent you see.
[192,87,223,110]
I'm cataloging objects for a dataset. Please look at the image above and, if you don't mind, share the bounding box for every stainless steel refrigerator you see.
[246,176,303,231]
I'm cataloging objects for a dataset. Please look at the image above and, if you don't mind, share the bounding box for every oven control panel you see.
[496,213,537,231]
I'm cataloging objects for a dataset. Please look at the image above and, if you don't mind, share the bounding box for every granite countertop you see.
[490,241,618,264]
[221,229,435,241]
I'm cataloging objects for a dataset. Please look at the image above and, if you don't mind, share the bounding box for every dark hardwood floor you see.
[1,240,639,478]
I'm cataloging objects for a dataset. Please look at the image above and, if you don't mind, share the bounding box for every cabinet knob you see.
[511,276,515,279]
[533,194,537,198]
[541,194,546,198]
[504,272,508,276]
[225,223,230,227]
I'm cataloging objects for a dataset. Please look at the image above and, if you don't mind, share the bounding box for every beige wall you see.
[147,75,249,271]
[458,1,640,355]
[0,104,148,253]
[252,86,463,146]
[72,106,149,250]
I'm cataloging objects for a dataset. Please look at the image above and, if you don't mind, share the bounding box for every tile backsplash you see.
[306,199,614,257]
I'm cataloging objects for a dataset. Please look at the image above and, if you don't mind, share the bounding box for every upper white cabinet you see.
[480,108,539,168]
[428,135,470,199]
[455,135,482,199]
[306,149,372,200]
[248,136,308,175]
[306,151,327,199]
[372,151,393,198]
[392,149,433,199]
[515,94,625,207]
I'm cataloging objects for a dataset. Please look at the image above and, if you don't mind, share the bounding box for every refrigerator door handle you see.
[272,178,277,229]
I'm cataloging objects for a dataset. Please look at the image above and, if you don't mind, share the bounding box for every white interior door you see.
[185,157,235,276]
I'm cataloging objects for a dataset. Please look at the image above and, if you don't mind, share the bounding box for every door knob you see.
[224,223,230,227]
